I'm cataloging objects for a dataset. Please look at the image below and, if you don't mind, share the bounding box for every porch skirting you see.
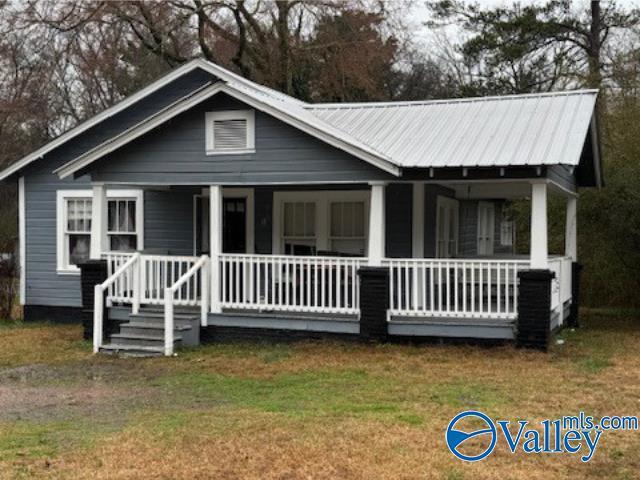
[207,312,359,335]
[23,305,83,324]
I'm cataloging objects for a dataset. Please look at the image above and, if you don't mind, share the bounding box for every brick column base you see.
[517,269,554,351]
[566,262,583,328]
[79,260,108,340]
[358,267,389,342]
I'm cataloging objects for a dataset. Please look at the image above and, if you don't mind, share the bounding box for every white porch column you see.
[412,182,425,258]
[530,181,548,269]
[209,185,223,313]
[368,182,386,266]
[565,196,578,262]
[90,184,108,259]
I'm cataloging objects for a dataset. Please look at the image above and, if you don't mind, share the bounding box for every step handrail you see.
[163,255,210,356]
[94,252,141,353]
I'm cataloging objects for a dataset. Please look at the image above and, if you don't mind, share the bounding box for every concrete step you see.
[109,332,183,348]
[99,344,165,357]
[119,322,192,337]
[139,306,199,315]
[129,312,198,325]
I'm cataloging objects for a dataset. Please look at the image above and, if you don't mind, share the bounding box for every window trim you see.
[205,110,255,155]
[272,190,369,255]
[56,189,144,275]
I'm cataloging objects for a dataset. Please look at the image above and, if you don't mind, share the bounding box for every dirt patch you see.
[0,384,128,422]
[0,362,164,422]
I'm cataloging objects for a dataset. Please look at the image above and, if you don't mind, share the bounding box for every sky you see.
[410,0,640,45]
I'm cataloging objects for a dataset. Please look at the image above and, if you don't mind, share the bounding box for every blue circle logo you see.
[446,410,497,462]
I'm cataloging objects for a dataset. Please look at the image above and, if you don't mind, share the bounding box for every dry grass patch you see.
[0,323,89,368]
[0,311,639,479]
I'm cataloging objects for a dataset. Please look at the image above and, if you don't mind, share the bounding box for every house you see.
[0,59,602,356]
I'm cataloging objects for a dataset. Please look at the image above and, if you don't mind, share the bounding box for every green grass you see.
[0,310,638,479]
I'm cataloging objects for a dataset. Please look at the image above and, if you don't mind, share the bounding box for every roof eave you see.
[56,82,401,180]
[0,59,215,182]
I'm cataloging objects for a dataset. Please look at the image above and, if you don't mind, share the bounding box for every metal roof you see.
[307,90,598,168]
[0,57,599,182]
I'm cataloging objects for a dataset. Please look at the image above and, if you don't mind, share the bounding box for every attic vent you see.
[213,119,247,150]
[205,110,255,155]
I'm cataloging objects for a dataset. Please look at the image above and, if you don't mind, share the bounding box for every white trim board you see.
[18,176,25,305]
[56,188,144,274]
[54,82,401,180]
[205,110,255,155]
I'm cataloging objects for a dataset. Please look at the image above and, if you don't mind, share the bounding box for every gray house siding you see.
[90,93,395,185]
[21,70,215,309]
[144,188,198,256]
[23,163,91,307]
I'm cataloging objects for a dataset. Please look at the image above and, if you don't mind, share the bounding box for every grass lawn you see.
[0,311,639,479]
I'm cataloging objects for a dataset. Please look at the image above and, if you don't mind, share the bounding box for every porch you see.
[87,178,577,356]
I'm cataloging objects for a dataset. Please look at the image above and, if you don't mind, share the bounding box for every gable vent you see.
[213,119,248,150]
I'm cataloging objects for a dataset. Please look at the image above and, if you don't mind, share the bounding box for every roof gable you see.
[55,81,401,179]
[0,61,219,181]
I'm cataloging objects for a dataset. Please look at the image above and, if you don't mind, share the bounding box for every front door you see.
[194,196,247,255]
[223,198,247,253]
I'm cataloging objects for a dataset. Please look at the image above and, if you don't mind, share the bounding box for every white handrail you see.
[93,253,141,353]
[163,255,209,356]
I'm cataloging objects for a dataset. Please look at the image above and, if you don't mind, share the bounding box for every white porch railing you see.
[94,253,140,353]
[95,252,573,352]
[386,258,530,319]
[219,254,366,315]
[102,252,204,307]
[164,255,210,355]
[548,256,573,314]
[97,253,210,356]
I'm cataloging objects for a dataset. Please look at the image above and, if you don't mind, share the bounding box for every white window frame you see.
[56,189,144,275]
[205,110,255,155]
[435,196,459,258]
[272,191,369,255]
[477,201,495,256]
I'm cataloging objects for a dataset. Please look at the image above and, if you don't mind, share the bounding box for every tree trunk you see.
[587,0,602,88]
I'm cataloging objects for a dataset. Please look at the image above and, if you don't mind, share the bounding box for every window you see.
[205,110,255,154]
[436,196,459,258]
[64,197,92,269]
[274,191,369,256]
[330,201,366,255]
[57,190,143,274]
[282,202,316,255]
[108,198,138,251]
[477,202,495,255]
[500,220,515,247]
